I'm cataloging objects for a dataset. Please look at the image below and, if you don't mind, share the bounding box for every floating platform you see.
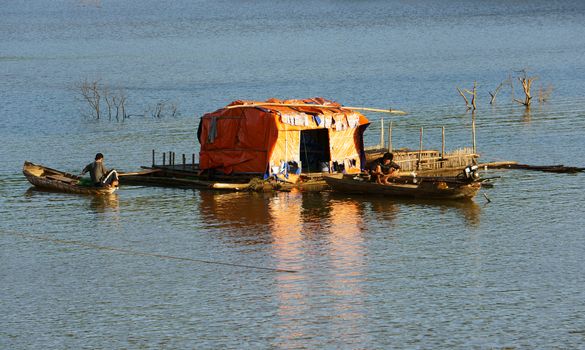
[119,147,481,192]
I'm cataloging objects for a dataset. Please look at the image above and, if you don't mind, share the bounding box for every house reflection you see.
[197,190,272,227]
[196,189,481,345]
[269,193,369,346]
[197,190,275,245]
[197,189,371,345]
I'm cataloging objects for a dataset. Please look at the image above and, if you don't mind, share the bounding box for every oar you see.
[118,168,162,176]
[225,103,407,115]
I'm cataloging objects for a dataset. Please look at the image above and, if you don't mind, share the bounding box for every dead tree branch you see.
[457,87,471,109]
[457,82,477,110]
[76,79,178,121]
[514,70,537,107]
[78,79,102,119]
[489,77,510,104]
[103,85,113,121]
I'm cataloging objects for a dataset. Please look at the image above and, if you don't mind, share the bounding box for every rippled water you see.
[2,0,585,348]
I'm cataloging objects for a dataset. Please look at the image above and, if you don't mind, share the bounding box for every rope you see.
[1,230,297,273]
[302,135,310,173]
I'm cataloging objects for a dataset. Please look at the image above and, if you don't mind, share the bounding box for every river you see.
[1,0,585,348]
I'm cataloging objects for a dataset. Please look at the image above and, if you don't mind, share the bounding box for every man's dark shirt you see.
[82,161,107,184]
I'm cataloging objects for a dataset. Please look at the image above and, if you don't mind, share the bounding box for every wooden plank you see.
[225,103,407,115]
[46,174,77,183]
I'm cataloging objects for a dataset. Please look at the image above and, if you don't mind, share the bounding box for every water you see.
[2,0,585,348]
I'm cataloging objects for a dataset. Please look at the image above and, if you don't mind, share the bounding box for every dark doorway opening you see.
[300,129,330,173]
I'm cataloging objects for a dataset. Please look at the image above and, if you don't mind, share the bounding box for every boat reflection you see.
[88,193,120,214]
[24,187,120,215]
[328,192,481,228]
[402,197,482,228]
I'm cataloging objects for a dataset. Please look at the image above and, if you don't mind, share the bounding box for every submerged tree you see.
[77,79,102,119]
[457,81,478,110]
[513,70,537,107]
[489,76,512,105]
[107,89,128,121]
[76,79,176,121]
[147,100,180,119]
[457,69,552,110]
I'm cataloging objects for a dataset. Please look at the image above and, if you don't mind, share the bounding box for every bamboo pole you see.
[225,103,407,115]
[380,118,384,149]
[162,152,166,166]
[472,113,477,154]
[509,73,515,103]
[388,121,393,152]
[441,126,445,159]
[418,127,423,170]
[182,154,186,169]
[118,168,161,177]
[192,154,195,168]
[471,81,477,110]
[152,149,155,167]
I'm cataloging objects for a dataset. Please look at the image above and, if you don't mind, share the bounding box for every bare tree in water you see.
[456,81,478,110]
[147,100,180,119]
[514,69,537,107]
[77,79,102,119]
[106,88,128,121]
[489,76,513,104]
[77,79,178,121]
[77,79,130,121]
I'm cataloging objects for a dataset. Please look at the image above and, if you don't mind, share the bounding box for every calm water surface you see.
[1,0,585,348]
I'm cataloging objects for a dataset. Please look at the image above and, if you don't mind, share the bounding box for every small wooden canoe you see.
[324,173,481,200]
[23,161,117,195]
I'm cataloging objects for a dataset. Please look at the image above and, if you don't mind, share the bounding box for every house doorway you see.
[300,129,330,173]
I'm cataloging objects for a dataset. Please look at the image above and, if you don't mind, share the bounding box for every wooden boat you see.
[23,161,117,195]
[118,166,329,192]
[324,173,481,200]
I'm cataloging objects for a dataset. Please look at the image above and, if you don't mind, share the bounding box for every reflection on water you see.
[522,106,532,123]
[198,191,271,228]
[196,189,482,254]
[328,192,482,228]
[88,193,119,214]
[197,190,274,245]
[268,192,368,346]
[195,189,483,346]
[24,186,120,217]
[321,198,367,344]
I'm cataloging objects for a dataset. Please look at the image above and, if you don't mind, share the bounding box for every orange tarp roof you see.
[197,98,370,174]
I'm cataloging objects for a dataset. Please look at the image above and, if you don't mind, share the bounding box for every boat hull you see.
[23,161,117,195]
[324,174,480,200]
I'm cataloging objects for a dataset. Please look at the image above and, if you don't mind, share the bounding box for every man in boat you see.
[370,152,401,185]
[81,153,119,187]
